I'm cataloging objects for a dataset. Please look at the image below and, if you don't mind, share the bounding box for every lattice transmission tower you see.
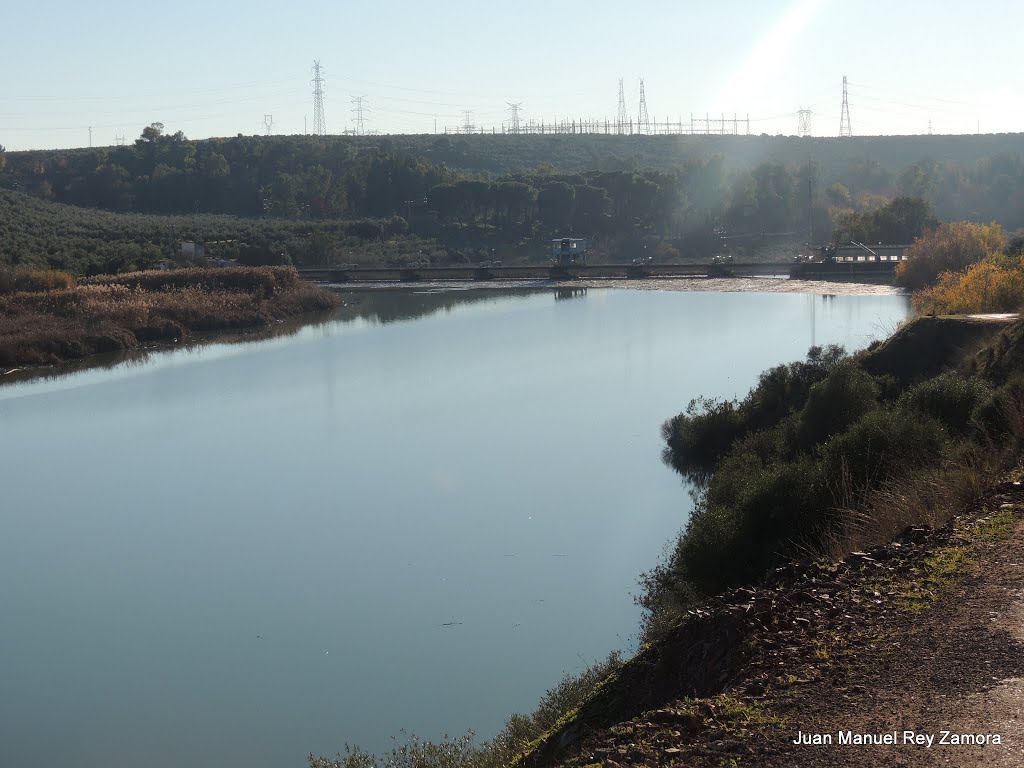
[462,110,475,134]
[506,102,523,134]
[797,108,811,137]
[311,61,326,135]
[351,96,368,135]
[637,79,651,134]
[616,79,628,135]
[839,75,852,137]
[263,114,274,136]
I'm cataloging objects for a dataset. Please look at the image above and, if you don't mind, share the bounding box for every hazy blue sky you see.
[2,0,1022,150]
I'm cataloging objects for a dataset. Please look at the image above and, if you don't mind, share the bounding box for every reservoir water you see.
[0,287,910,768]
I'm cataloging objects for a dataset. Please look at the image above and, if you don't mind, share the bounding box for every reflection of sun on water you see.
[713,0,826,112]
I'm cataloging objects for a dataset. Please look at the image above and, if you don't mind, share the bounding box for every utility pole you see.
[506,102,523,134]
[637,79,650,135]
[616,78,628,135]
[311,60,326,135]
[839,75,852,137]
[797,108,812,137]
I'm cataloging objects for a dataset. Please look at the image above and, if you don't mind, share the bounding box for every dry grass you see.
[822,385,1024,559]
[0,268,76,293]
[824,450,994,559]
[0,267,337,367]
[82,265,300,295]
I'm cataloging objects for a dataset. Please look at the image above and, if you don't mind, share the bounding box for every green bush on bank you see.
[898,372,993,436]
[643,348,1021,642]
[661,344,847,478]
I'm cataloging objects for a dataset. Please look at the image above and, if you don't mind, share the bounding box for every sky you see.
[1,0,1022,151]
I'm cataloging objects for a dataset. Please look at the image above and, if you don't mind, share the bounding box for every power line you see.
[846,81,966,106]
[637,79,650,135]
[311,60,326,136]
[839,75,852,137]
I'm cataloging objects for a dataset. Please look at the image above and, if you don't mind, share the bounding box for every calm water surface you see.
[0,288,909,767]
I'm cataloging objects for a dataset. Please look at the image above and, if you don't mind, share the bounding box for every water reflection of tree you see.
[0,311,335,387]
[3,288,571,386]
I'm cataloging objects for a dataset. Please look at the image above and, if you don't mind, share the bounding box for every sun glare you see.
[713,0,826,112]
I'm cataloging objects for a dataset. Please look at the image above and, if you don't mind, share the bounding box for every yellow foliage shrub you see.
[897,221,1006,290]
[913,257,1024,315]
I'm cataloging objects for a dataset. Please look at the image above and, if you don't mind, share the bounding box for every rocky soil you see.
[520,480,1024,768]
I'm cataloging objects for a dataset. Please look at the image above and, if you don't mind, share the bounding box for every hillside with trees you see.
[2,127,1023,273]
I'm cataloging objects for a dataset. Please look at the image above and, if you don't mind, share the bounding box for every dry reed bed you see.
[0,267,338,367]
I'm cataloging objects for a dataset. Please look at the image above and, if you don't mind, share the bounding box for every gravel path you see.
[758,482,1024,767]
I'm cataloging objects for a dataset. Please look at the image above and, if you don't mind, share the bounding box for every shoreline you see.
[0,276,903,382]
[326,276,905,297]
[0,267,339,374]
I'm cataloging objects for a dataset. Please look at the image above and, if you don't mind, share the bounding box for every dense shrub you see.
[796,361,881,448]
[819,408,949,492]
[743,345,847,431]
[899,373,993,435]
[912,256,1024,315]
[0,268,75,293]
[661,397,744,477]
[641,340,1009,641]
[896,221,1006,290]
[662,345,847,478]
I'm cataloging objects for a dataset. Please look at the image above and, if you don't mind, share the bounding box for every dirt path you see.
[745,483,1024,767]
[526,482,1024,768]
